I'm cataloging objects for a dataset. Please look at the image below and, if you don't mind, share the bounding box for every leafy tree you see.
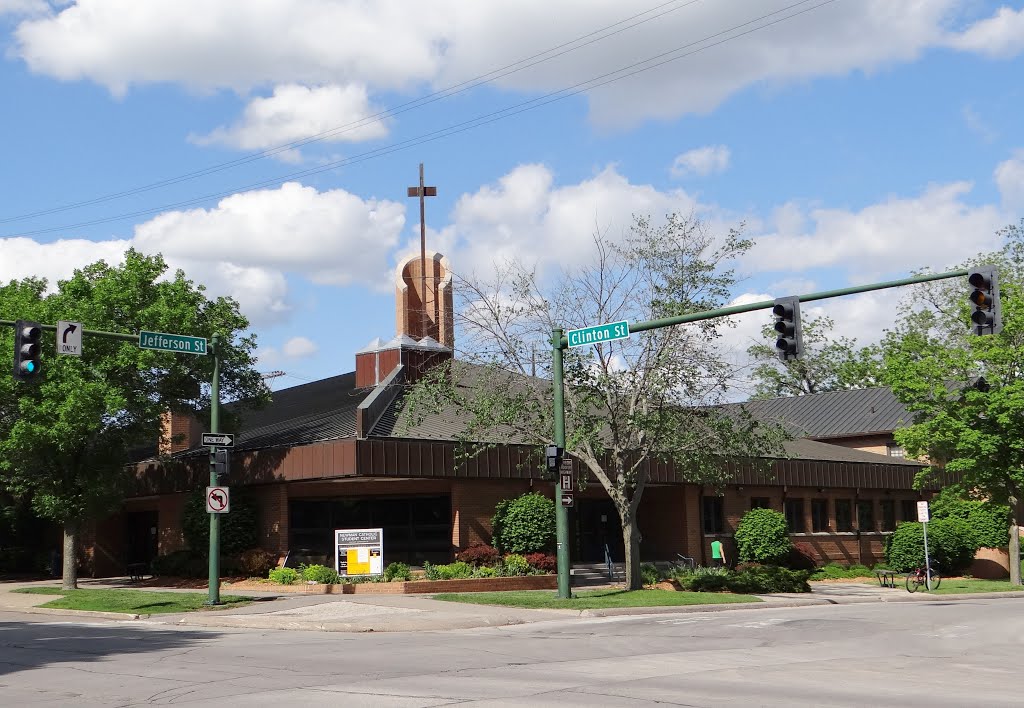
[747,314,884,398]
[884,519,977,574]
[403,214,785,589]
[929,486,1009,550]
[883,219,1024,584]
[0,250,266,589]
[734,508,792,564]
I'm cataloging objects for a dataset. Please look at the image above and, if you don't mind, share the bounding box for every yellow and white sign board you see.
[335,528,384,577]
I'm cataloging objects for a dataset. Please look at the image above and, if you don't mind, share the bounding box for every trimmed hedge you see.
[675,564,810,593]
[930,487,1010,549]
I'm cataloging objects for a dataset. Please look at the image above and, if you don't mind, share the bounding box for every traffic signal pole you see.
[551,328,571,599]
[550,268,970,598]
[208,333,222,605]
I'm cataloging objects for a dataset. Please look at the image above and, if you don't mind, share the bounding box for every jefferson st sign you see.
[139,331,208,355]
[566,320,630,348]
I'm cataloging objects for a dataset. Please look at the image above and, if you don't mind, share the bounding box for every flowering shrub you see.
[502,554,531,576]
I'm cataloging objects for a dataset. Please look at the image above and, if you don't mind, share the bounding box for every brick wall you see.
[699,485,926,566]
[159,411,203,455]
[156,493,189,554]
[451,479,533,550]
[255,483,289,556]
[637,486,688,561]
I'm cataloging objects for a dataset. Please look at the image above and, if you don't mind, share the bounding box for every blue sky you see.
[0,0,1022,395]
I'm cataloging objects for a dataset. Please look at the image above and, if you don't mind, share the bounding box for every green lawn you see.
[431,588,760,610]
[14,587,253,614]
[928,578,1024,594]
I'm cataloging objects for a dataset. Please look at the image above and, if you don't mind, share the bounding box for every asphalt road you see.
[0,598,1021,706]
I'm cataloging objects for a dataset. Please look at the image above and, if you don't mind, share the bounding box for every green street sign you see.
[139,330,208,355]
[566,320,630,348]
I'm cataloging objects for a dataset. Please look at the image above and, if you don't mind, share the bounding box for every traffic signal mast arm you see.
[555,269,972,348]
[0,320,139,343]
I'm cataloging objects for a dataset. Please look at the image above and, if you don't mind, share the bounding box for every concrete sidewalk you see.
[3,578,1023,632]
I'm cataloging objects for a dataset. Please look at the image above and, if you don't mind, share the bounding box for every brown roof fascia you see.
[127,437,944,498]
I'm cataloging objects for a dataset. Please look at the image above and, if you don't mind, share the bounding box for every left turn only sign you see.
[57,321,82,357]
[206,486,230,514]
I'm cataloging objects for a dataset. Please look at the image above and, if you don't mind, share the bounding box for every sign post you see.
[917,500,933,591]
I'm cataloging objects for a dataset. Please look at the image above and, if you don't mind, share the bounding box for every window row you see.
[703,496,920,535]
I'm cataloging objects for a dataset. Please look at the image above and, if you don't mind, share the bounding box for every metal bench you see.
[127,562,148,583]
[875,569,901,589]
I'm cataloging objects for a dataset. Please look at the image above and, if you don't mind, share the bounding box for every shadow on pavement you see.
[0,620,224,677]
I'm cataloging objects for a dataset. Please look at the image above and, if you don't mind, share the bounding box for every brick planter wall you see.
[229,574,557,595]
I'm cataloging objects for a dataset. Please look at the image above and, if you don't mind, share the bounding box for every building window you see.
[857,500,876,532]
[751,497,771,510]
[901,500,917,522]
[784,498,806,533]
[887,444,906,458]
[702,496,724,535]
[811,499,829,532]
[835,499,853,532]
[880,500,896,531]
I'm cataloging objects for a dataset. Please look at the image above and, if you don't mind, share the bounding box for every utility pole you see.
[407,163,437,340]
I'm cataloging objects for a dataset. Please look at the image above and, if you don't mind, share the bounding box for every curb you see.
[4,606,148,621]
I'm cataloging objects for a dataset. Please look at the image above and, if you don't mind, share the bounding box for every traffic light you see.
[545,445,564,473]
[968,266,1002,335]
[12,319,42,381]
[213,448,230,480]
[772,297,803,361]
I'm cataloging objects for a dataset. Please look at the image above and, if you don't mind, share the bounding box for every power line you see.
[0,0,700,225]
[4,0,836,239]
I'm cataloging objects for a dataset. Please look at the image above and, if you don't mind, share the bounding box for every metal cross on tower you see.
[407,163,437,339]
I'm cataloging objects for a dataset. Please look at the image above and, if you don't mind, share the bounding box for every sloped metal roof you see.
[728,387,913,440]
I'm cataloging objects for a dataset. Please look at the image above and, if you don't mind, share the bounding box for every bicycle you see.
[905,560,941,592]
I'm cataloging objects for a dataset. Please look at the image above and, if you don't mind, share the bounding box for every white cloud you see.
[192,83,387,158]
[670,145,730,178]
[0,237,129,288]
[744,182,1007,276]
[11,1,1024,126]
[282,336,318,358]
[995,149,1024,211]
[426,163,699,278]
[0,0,48,16]
[946,6,1024,58]
[0,182,405,330]
[132,181,404,288]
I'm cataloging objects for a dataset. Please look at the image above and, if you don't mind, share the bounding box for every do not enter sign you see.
[206,486,230,514]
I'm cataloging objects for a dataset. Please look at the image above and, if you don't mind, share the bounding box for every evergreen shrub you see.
[491,493,555,554]
[885,519,977,574]
[734,508,792,565]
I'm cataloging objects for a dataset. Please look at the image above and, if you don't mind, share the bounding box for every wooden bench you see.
[127,562,148,583]
[875,569,902,589]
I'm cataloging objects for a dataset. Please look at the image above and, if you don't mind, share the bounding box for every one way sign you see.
[202,433,235,447]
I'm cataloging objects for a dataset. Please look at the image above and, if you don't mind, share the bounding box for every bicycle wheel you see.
[906,574,919,592]
[928,573,941,591]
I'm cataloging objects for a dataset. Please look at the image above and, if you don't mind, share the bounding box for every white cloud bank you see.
[11,1,1024,127]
